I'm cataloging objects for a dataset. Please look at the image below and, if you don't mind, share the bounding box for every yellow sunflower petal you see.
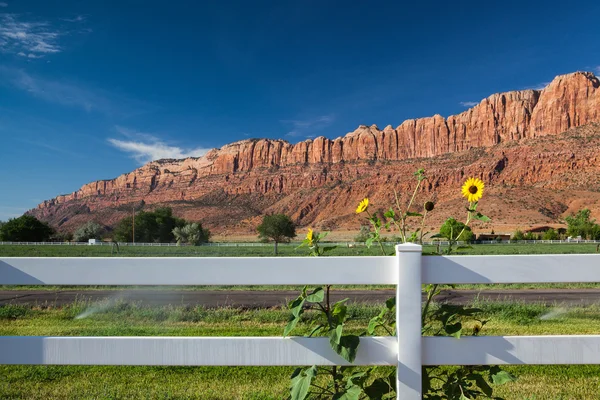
[461,178,484,203]
[356,198,369,214]
[306,228,313,242]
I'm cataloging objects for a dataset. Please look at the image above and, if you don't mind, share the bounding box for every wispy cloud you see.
[0,3,8,7]
[281,114,335,138]
[459,101,478,107]
[593,66,600,75]
[523,81,550,91]
[0,67,154,116]
[0,13,62,57]
[108,126,211,164]
[62,15,85,23]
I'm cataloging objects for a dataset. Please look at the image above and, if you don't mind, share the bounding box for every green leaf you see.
[332,385,362,400]
[305,287,324,303]
[383,208,396,219]
[329,324,343,347]
[364,377,393,399]
[336,335,360,363]
[490,368,517,385]
[459,393,469,400]
[289,298,306,318]
[331,299,349,324]
[317,231,329,240]
[405,211,423,217]
[473,212,491,222]
[429,233,442,238]
[365,237,375,248]
[444,322,462,338]
[290,366,317,400]
[385,297,395,311]
[367,316,381,335]
[470,373,493,396]
[307,324,323,337]
[283,316,300,337]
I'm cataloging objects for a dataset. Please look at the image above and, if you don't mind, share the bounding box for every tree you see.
[438,218,474,242]
[113,207,185,243]
[565,209,597,239]
[172,222,210,245]
[73,221,105,242]
[542,228,559,240]
[512,230,525,240]
[256,214,296,255]
[0,215,54,242]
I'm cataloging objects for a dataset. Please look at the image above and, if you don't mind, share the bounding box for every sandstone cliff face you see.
[30,72,600,234]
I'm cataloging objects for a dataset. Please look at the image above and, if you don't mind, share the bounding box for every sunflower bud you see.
[424,201,435,212]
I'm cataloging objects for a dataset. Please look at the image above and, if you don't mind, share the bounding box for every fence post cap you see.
[395,243,423,253]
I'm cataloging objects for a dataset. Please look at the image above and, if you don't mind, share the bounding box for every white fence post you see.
[396,243,423,399]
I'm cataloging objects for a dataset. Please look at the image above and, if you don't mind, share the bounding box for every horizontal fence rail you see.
[1,335,599,367]
[1,245,600,399]
[1,254,599,285]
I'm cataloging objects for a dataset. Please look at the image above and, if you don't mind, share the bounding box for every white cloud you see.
[522,81,551,90]
[281,114,334,138]
[0,13,62,57]
[0,3,8,7]
[594,66,600,75]
[108,127,211,164]
[62,15,85,23]
[459,101,478,107]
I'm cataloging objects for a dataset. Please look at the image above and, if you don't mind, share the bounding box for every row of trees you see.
[0,208,210,245]
[2,208,598,245]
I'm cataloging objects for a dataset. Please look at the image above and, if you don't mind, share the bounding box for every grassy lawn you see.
[0,301,599,399]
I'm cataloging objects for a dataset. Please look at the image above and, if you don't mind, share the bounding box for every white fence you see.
[0,245,600,399]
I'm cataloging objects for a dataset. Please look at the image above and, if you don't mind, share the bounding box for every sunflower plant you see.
[284,172,514,400]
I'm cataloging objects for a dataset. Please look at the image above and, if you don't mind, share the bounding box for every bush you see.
[0,215,53,242]
[113,207,185,243]
[542,228,559,240]
[512,230,525,240]
[172,222,211,245]
[73,221,105,242]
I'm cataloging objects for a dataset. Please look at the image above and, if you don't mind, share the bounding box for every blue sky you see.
[1,0,600,220]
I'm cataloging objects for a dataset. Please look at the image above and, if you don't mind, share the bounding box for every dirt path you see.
[0,289,599,308]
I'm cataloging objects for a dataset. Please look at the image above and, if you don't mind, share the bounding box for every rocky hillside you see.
[29,72,600,238]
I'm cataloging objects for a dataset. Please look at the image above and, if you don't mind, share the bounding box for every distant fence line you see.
[1,239,600,247]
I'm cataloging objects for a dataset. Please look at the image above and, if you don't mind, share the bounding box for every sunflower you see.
[356,198,369,214]
[461,177,485,203]
[306,228,314,243]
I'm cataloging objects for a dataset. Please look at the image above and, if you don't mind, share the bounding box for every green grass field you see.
[0,301,599,399]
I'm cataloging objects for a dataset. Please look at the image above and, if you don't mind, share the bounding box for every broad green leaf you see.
[429,233,442,238]
[470,373,493,396]
[405,211,423,217]
[473,212,491,222]
[365,237,375,248]
[329,324,343,347]
[364,377,393,399]
[318,231,329,240]
[385,297,395,311]
[459,394,469,400]
[332,385,362,400]
[332,299,349,324]
[290,366,317,400]
[283,316,300,337]
[490,369,517,385]
[444,322,462,338]
[367,316,381,335]
[289,298,306,318]
[307,324,323,337]
[306,287,324,303]
[336,335,360,363]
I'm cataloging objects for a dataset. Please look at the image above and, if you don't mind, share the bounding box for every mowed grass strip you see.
[0,301,599,399]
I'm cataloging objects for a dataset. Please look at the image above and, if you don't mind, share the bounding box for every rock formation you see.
[29,72,600,236]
